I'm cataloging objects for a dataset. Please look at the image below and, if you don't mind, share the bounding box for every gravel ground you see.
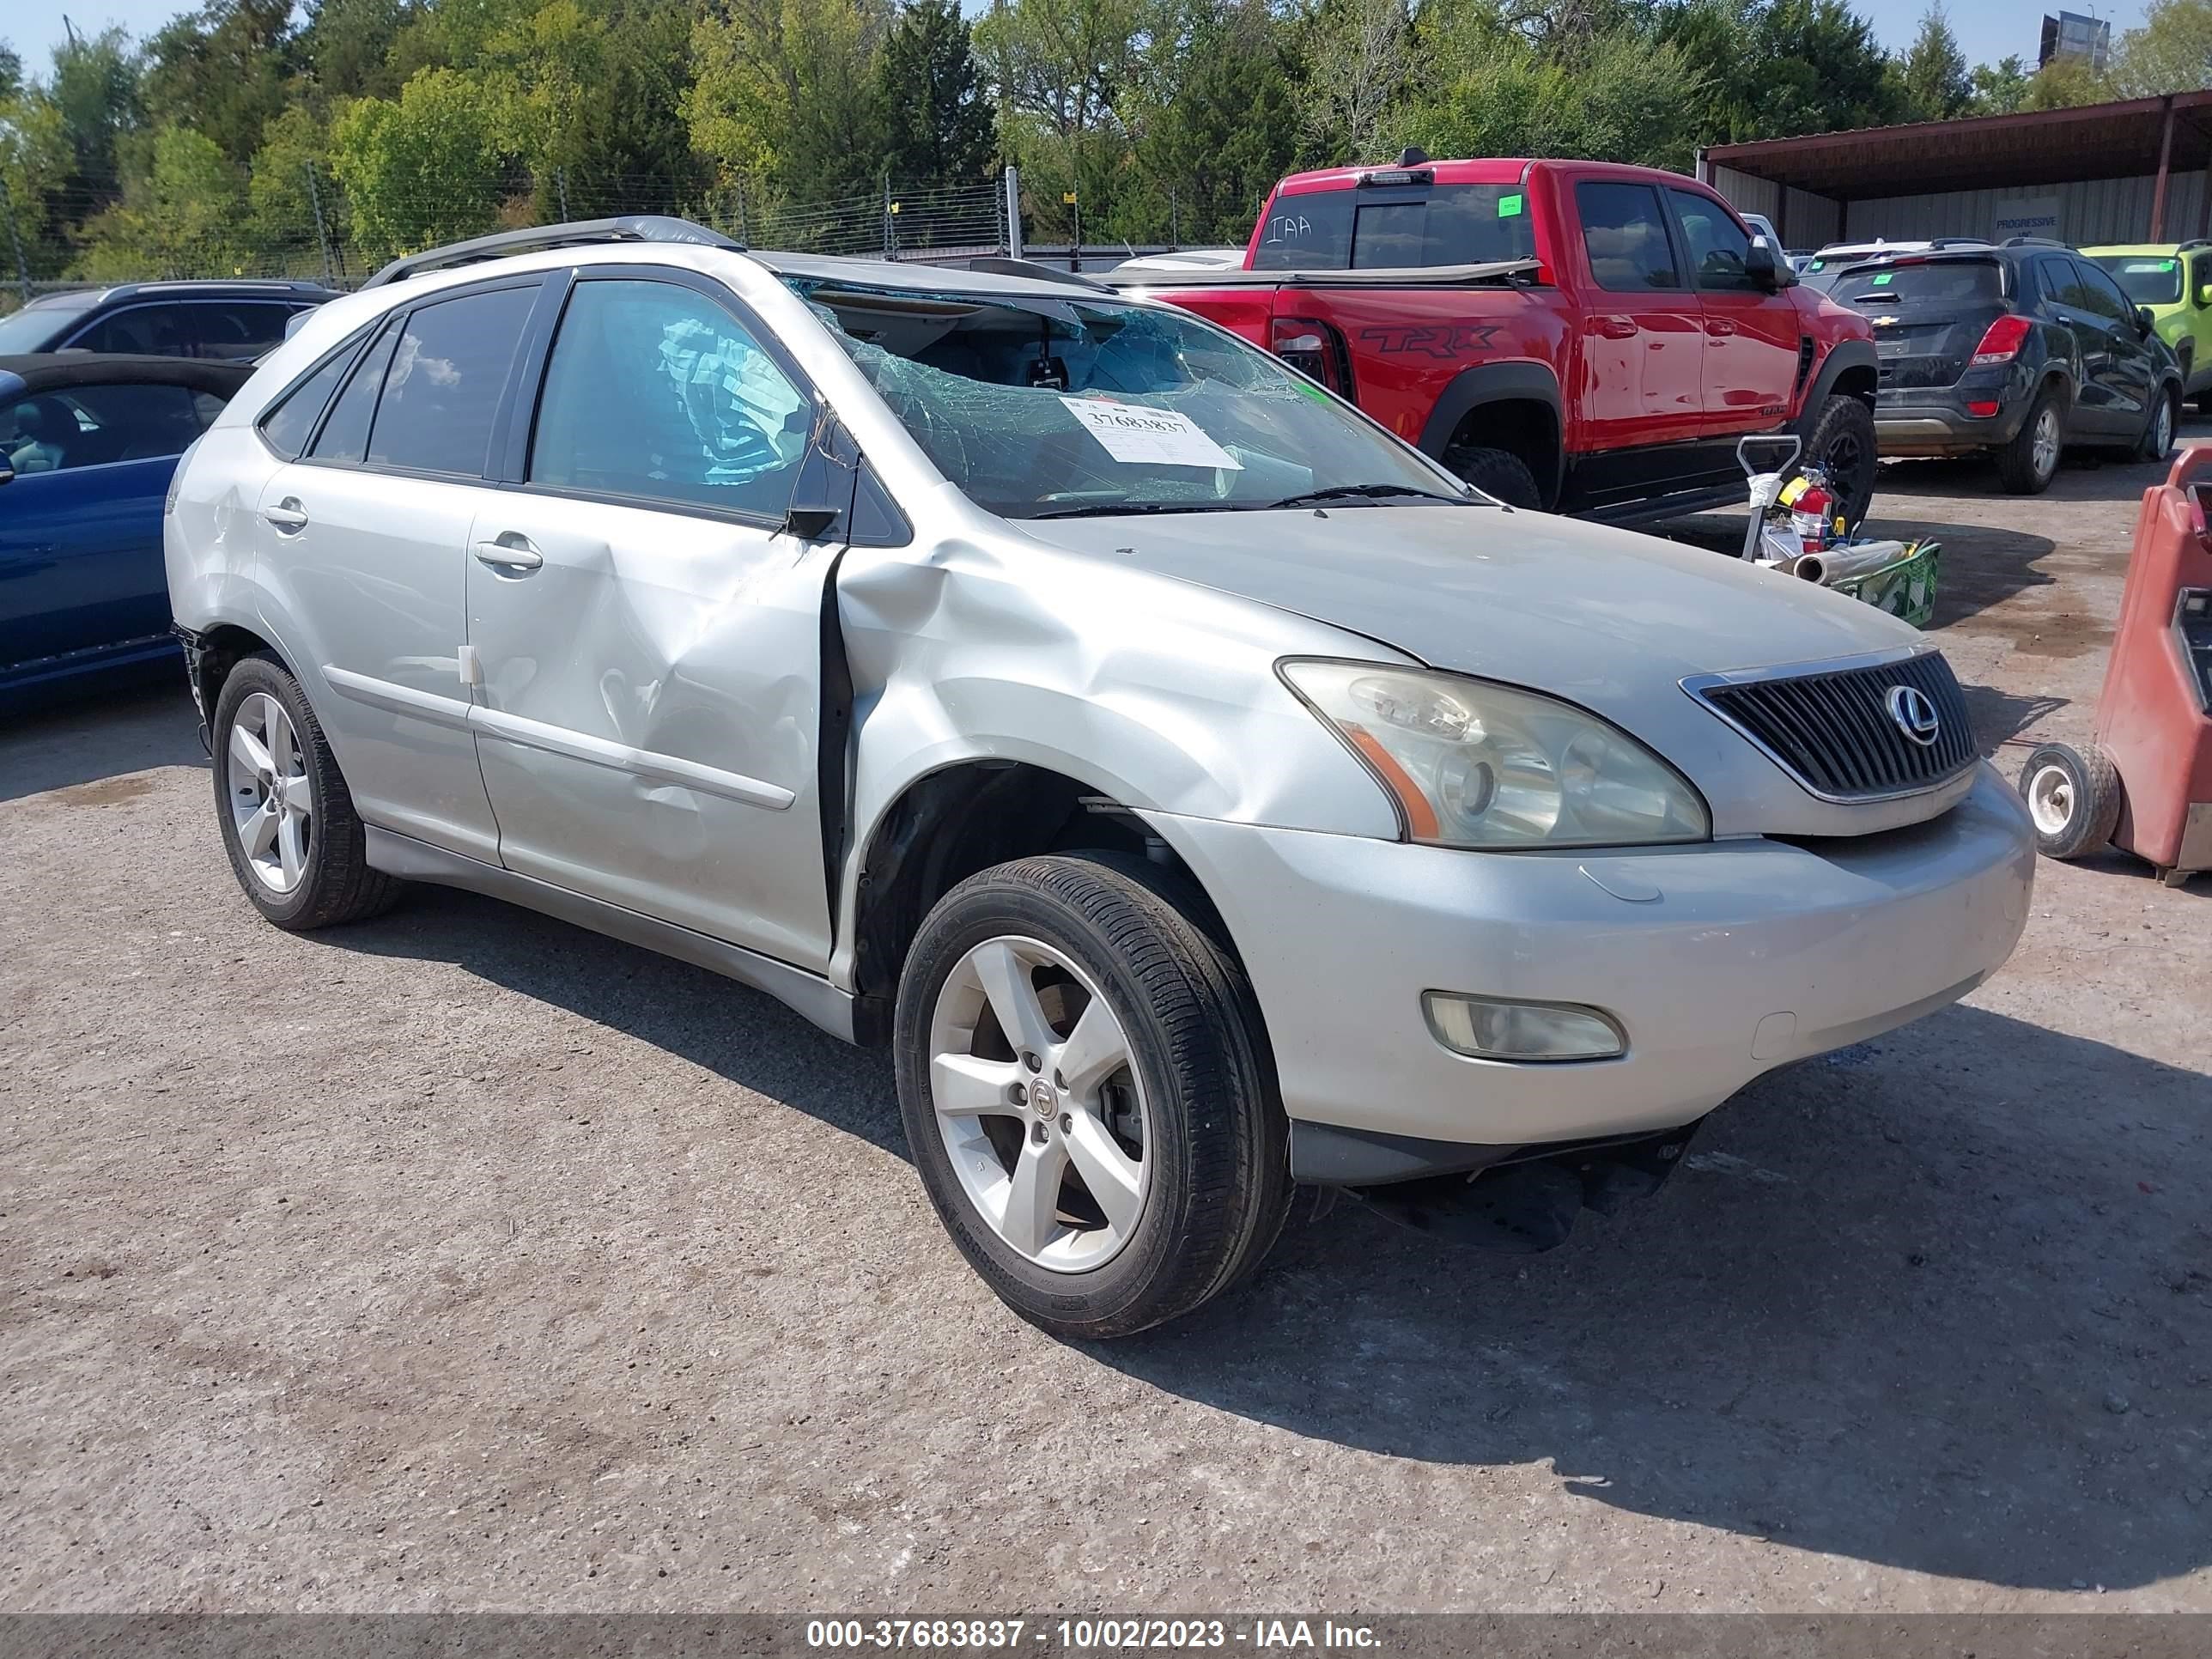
[3,444,2209,1615]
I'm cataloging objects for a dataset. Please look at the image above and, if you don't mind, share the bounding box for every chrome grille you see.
[1688,651,1978,801]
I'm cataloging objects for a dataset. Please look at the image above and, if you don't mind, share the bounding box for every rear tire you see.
[2018,742,2124,860]
[2138,387,2178,462]
[211,653,399,930]
[894,853,1291,1339]
[1804,393,1877,531]
[1995,385,2063,495]
[1444,445,1543,508]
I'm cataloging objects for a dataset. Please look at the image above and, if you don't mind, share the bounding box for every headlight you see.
[1279,659,1710,848]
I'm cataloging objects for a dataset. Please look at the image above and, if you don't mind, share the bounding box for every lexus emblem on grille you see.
[1885,684,1942,747]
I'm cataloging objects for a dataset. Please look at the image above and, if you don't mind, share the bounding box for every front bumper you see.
[1144,764,2034,1176]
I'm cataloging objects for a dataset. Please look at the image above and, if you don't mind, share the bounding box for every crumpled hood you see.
[1018,503,1961,837]
[1018,502,1912,691]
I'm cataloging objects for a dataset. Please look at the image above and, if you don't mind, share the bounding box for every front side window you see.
[2069,260,2131,323]
[2091,254,2184,307]
[799,281,1473,520]
[1668,189,1757,292]
[65,304,195,356]
[528,278,810,517]
[184,301,300,361]
[1576,183,1680,292]
[3,382,210,472]
[365,285,538,477]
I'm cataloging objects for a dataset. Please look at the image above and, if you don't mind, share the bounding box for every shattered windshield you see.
[790,280,1477,520]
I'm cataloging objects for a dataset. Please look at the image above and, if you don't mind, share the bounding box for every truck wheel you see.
[2018,742,2124,860]
[1444,445,1542,508]
[1805,394,1877,530]
[894,853,1290,1339]
[211,653,400,929]
[1995,386,2063,495]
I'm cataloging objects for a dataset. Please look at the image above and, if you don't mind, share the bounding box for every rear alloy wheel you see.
[211,653,398,930]
[2018,741,2124,860]
[895,854,1290,1338]
[1805,393,1877,531]
[1996,386,2063,495]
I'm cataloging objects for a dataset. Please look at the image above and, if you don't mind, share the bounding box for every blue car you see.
[2,353,253,702]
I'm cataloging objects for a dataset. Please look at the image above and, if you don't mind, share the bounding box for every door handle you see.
[262,498,308,532]
[1705,319,1738,337]
[1592,316,1638,340]
[472,537,543,574]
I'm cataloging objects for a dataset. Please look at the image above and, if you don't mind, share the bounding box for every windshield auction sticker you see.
[1060,396,1243,469]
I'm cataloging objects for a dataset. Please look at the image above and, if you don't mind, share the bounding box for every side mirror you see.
[2137,306,2158,336]
[782,410,858,541]
[1745,236,1787,290]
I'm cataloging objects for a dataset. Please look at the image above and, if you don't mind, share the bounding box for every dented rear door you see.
[463,270,837,973]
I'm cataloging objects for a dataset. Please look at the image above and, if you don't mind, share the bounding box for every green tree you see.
[1967,53,2031,115]
[48,26,145,204]
[878,0,995,187]
[688,0,890,204]
[1291,0,1414,162]
[1123,0,1295,241]
[2109,0,2212,97]
[1656,0,1899,145]
[2021,51,2107,109]
[1895,3,1972,120]
[299,0,419,100]
[76,125,247,279]
[331,65,514,255]
[144,0,299,167]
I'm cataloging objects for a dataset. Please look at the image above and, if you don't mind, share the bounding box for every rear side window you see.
[65,304,193,356]
[2034,255,2083,313]
[181,301,299,360]
[365,285,538,477]
[1667,189,1757,291]
[312,325,400,464]
[1576,182,1680,292]
[1250,184,1536,270]
[528,277,809,518]
[1830,260,2004,307]
[258,346,356,460]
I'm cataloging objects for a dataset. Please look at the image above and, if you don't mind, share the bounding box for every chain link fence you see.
[0,168,1015,312]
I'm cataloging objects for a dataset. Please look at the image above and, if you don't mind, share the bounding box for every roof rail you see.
[2002,234,2070,248]
[2176,238,2210,253]
[1927,237,1994,248]
[363,216,744,289]
[963,256,1115,293]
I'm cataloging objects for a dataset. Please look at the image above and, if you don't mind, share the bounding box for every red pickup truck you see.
[1111,155,1880,526]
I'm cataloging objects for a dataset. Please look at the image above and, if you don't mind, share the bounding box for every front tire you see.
[894,854,1290,1339]
[2018,741,2124,860]
[1805,393,1877,531]
[211,653,398,930]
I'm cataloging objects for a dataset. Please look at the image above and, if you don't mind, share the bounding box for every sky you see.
[0,0,2165,87]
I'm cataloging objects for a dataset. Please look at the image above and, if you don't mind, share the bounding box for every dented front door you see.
[463,495,837,973]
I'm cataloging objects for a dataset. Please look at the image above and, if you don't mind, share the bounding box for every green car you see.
[2085,241,2212,412]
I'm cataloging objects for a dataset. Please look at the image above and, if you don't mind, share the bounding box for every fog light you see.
[1422,992,1625,1061]
[1966,400,2001,419]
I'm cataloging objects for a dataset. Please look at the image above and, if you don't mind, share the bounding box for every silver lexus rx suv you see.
[166,217,2036,1337]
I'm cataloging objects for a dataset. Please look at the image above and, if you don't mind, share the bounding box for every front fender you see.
[824,535,1407,990]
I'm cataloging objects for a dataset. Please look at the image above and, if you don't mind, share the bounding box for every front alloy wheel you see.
[894,854,1291,1339]
[928,936,1151,1271]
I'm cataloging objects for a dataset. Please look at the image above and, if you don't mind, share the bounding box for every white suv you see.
[167,218,2035,1336]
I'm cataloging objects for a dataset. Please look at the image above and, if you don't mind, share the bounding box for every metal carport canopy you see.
[1703,91,2212,203]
